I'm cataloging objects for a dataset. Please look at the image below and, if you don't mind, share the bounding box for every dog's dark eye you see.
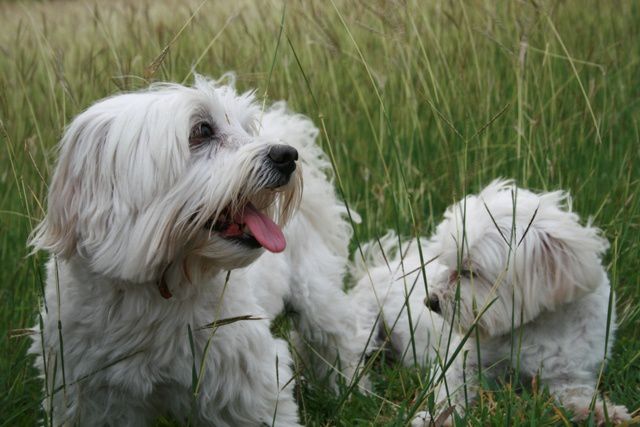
[450,268,475,284]
[189,122,216,146]
[459,269,474,279]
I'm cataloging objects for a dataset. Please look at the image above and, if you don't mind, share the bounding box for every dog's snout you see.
[425,294,441,314]
[268,145,298,176]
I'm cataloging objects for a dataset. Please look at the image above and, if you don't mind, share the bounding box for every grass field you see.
[1,0,639,425]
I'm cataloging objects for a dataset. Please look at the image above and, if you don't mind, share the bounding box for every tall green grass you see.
[1,0,638,425]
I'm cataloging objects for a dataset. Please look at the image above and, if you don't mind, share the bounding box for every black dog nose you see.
[268,145,298,176]
[425,294,441,314]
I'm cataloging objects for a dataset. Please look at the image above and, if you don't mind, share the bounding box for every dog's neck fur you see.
[60,253,234,304]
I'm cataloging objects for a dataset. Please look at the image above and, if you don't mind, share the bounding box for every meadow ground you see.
[0,0,638,425]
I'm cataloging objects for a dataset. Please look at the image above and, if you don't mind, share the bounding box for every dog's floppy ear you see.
[29,98,187,282]
[29,110,111,259]
[516,191,609,312]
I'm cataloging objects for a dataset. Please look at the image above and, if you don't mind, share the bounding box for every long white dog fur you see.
[29,74,369,426]
[353,180,630,425]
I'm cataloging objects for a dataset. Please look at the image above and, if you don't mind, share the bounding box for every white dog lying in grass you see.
[29,74,369,426]
[353,180,631,425]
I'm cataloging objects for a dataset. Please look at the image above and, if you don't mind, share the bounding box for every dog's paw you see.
[340,365,372,395]
[354,373,373,395]
[412,408,455,427]
[603,404,632,425]
[411,411,432,427]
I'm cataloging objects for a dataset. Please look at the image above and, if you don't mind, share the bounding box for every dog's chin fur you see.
[194,235,264,269]
[30,74,370,427]
[353,179,630,426]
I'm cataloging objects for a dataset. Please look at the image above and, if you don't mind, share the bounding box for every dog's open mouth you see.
[204,202,286,253]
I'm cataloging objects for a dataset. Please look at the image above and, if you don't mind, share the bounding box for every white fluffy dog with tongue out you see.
[29,74,369,427]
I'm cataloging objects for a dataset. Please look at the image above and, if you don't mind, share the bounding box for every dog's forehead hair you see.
[433,181,545,269]
[190,79,261,134]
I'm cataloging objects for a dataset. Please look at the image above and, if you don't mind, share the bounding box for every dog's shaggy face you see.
[425,180,609,337]
[32,75,302,282]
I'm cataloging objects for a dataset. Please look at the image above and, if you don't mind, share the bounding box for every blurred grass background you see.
[0,0,638,425]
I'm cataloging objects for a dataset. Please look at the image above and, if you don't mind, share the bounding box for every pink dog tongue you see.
[241,203,286,253]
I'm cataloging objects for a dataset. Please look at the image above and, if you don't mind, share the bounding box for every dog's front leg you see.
[287,277,371,391]
[412,349,478,427]
[192,318,302,427]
